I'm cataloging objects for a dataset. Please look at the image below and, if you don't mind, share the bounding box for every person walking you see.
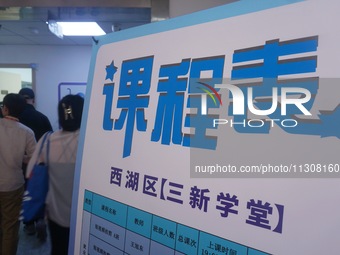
[0,93,36,255]
[18,87,53,144]
[18,87,53,241]
[26,94,84,255]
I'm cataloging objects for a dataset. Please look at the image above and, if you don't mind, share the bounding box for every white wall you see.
[0,45,91,130]
[0,1,231,131]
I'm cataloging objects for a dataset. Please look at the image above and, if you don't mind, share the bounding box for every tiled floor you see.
[16,222,50,255]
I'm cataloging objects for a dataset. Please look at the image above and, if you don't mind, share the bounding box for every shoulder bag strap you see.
[45,132,52,166]
[36,131,52,165]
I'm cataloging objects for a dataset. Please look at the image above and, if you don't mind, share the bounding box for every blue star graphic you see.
[105,61,117,81]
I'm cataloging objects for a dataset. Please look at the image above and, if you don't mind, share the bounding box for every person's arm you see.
[23,130,36,163]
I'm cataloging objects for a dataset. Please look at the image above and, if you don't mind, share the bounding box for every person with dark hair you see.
[26,94,84,255]
[18,88,53,141]
[0,93,36,255]
[0,102,3,118]
[18,87,53,241]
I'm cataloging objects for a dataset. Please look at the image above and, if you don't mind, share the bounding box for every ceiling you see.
[0,0,169,46]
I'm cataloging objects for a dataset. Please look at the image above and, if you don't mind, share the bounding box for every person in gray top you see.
[27,94,84,255]
[0,93,36,255]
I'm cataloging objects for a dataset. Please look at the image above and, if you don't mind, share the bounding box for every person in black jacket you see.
[19,88,53,141]
[18,87,53,242]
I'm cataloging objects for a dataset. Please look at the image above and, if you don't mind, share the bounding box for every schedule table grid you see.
[80,190,270,255]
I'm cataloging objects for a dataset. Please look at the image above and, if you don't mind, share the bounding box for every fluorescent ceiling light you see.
[57,22,106,36]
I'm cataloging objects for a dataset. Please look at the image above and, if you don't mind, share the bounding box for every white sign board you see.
[70,1,340,254]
